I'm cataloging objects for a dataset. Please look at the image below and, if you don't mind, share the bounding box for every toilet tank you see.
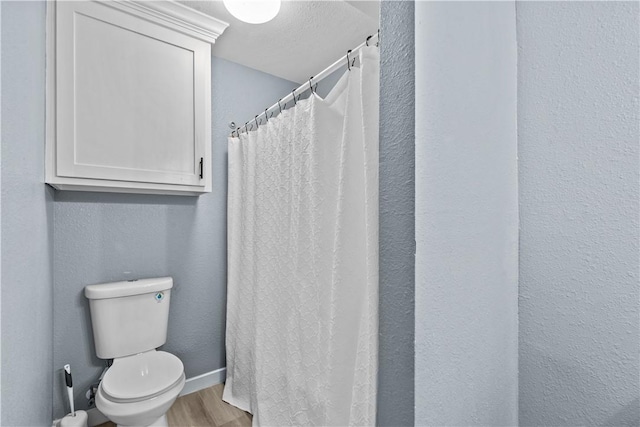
[85,277,173,359]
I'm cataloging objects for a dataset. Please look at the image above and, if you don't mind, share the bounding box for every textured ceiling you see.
[179,0,380,83]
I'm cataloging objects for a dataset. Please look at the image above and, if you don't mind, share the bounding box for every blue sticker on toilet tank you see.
[155,292,164,302]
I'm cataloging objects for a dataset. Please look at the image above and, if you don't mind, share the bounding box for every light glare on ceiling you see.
[223,0,281,24]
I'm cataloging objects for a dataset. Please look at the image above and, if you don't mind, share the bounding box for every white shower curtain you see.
[223,46,379,427]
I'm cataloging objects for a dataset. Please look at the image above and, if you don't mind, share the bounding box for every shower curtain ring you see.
[309,76,314,94]
[346,50,352,71]
[264,109,269,122]
[255,115,260,128]
[366,35,372,46]
[278,99,283,113]
[292,89,297,105]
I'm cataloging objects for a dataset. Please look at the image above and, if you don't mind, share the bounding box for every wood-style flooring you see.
[98,383,252,427]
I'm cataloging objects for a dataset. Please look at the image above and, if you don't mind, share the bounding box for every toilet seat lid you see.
[102,351,184,401]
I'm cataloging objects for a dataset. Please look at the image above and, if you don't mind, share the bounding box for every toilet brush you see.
[64,364,74,416]
[60,365,87,427]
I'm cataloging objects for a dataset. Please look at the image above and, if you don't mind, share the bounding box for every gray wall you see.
[414,2,519,425]
[377,1,415,426]
[1,1,54,426]
[52,57,295,418]
[517,2,640,425]
[0,1,3,421]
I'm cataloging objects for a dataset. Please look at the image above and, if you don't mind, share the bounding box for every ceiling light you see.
[223,0,281,24]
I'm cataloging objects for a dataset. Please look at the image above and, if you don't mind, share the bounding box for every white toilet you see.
[85,277,185,427]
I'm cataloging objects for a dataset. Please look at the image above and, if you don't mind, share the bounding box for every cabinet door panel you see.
[56,1,208,186]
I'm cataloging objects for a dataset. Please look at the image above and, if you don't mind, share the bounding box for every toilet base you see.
[116,414,168,427]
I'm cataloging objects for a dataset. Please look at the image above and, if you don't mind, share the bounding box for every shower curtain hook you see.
[346,50,352,71]
[309,76,315,94]
[292,89,297,105]
[278,99,283,113]
[264,108,269,122]
[366,35,372,46]
[255,115,260,128]
[376,29,380,47]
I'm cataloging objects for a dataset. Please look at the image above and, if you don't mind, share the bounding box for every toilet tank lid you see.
[85,277,173,300]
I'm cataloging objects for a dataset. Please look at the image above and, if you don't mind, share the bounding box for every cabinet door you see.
[55,1,209,187]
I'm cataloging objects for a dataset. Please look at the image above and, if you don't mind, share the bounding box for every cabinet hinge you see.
[199,157,203,179]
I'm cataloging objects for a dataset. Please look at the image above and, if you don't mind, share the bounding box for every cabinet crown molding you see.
[109,0,229,44]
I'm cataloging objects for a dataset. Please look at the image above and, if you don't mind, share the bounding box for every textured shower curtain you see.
[223,46,379,427]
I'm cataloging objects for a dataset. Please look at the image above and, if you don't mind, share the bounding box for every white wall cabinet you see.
[46,1,228,195]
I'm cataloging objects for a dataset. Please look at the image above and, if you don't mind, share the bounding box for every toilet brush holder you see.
[60,410,87,427]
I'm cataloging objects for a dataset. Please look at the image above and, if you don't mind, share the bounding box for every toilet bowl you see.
[95,350,185,427]
[85,277,184,427]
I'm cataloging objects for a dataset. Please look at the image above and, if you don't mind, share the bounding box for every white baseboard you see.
[180,367,226,397]
[80,367,226,426]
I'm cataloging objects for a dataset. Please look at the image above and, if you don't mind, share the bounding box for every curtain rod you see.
[231,30,379,137]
